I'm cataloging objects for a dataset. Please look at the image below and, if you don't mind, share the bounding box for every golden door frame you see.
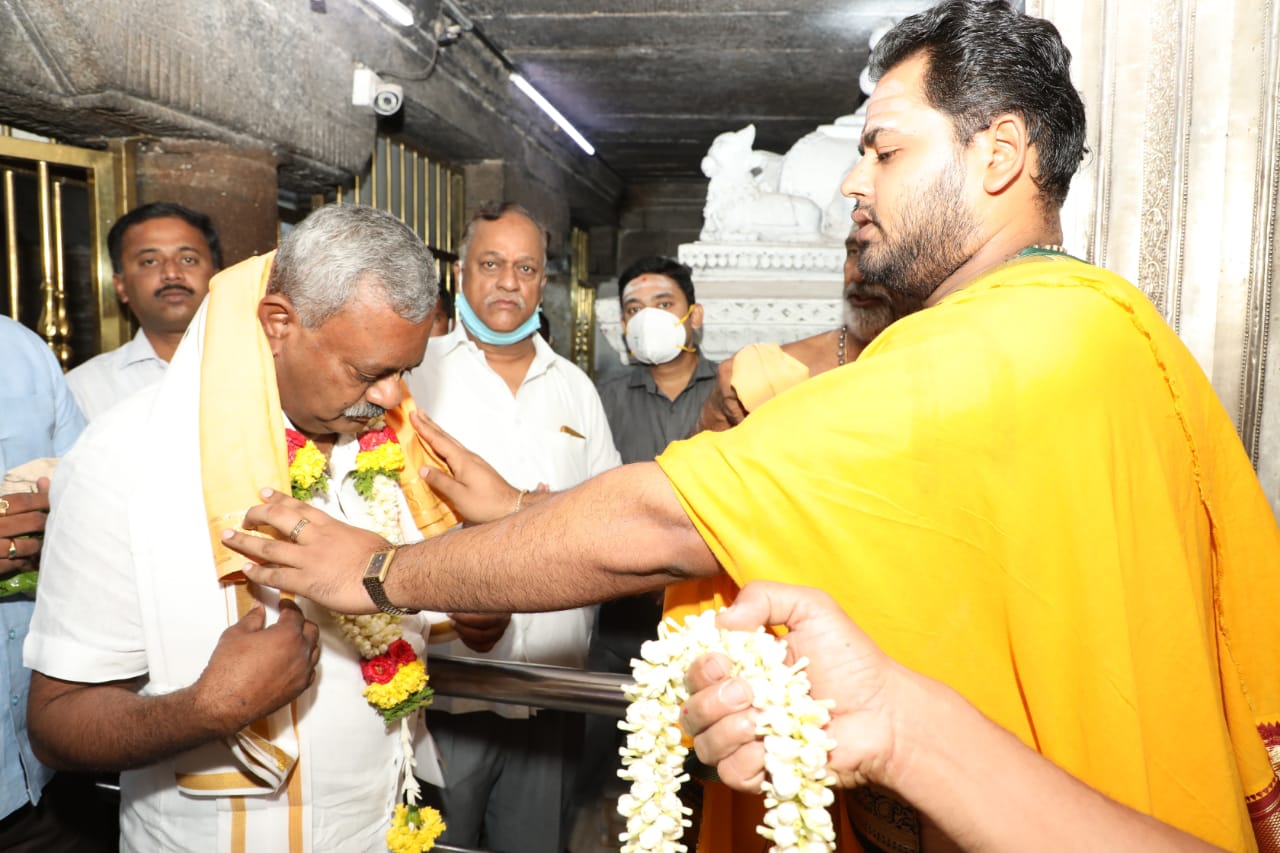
[569,225,596,376]
[0,129,131,365]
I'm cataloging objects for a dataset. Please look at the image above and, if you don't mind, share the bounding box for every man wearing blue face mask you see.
[402,202,620,853]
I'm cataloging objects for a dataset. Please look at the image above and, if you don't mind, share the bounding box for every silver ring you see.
[288,518,310,544]
[6,539,17,560]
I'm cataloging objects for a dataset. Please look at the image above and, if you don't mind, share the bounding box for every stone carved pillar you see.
[1032,0,1280,515]
[132,138,278,267]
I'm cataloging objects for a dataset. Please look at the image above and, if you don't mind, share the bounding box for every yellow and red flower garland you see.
[286,424,444,851]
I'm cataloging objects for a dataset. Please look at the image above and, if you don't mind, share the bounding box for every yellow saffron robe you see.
[658,253,1280,852]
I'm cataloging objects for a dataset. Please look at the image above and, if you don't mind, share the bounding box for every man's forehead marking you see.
[622,277,680,304]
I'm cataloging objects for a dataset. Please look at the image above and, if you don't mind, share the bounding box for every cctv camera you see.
[372,84,404,116]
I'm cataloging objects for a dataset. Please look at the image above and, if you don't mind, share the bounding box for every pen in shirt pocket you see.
[559,425,585,439]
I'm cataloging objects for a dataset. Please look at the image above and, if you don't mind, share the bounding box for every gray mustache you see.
[343,402,387,420]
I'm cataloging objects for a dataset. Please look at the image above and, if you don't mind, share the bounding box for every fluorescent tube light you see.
[364,0,414,27]
[510,72,595,157]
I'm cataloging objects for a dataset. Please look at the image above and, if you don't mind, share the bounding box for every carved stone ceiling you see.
[456,0,942,181]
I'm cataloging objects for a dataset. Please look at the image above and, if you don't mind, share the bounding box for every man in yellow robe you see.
[229,2,1280,850]
[675,226,925,852]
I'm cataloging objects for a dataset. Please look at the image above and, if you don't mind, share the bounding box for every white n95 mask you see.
[624,306,694,365]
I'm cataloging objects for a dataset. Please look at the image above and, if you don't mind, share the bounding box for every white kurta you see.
[404,327,621,717]
[66,328,168,421]
[26,301,438,853]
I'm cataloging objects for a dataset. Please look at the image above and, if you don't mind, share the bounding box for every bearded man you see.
[25,205,456,852]
[231,2,1280,850]
[694,225,921,432]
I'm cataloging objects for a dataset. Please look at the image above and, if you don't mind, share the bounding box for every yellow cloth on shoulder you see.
[658,253,1280,852]
[200,252,457,585]
[729,342,811,412]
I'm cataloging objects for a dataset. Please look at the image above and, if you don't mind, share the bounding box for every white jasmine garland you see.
[366,472,405,542]
[618,610,837,853]
[334,611,402,657]
[332,466,407,655]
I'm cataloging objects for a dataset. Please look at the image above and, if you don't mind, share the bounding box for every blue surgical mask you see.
[456,285,542,346]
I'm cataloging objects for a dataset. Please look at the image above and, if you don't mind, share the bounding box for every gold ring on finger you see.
[288,518,310,544]
[0,497,9,516]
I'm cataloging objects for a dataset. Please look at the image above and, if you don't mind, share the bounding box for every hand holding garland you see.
[227,412,544,616]
[681,582,1230,853]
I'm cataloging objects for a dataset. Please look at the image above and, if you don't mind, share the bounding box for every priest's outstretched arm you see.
[229,459,717,616]
[224,409,720,615]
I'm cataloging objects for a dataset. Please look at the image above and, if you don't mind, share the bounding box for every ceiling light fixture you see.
[363,0,414,27]
[510,72,595,156]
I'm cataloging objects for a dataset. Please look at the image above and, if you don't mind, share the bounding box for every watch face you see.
[364,550,390,580]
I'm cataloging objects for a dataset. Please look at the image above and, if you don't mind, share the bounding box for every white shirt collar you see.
[434,324,559,384]
[122,328,164,367]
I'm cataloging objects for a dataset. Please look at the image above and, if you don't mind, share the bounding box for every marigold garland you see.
[285,430,329,501]
[285,423,444,851]
[619,609,837,853]
[387,804,446,853]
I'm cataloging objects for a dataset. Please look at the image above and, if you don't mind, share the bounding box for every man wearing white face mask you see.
[597,256,718,465]
[402,202,620,853]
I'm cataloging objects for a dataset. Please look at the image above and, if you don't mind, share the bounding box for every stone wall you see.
[0,0,622,244]
[1033,0,1280,515]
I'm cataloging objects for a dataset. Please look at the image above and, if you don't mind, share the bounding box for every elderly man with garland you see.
[24,205,455,853]
[403,201,620,853]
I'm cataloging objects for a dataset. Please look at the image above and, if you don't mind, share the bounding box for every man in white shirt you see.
[404,202,621,853]
[25,205,445,853]
[67,202,221,420]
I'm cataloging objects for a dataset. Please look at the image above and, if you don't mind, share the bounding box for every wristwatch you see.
[361,547,418,616]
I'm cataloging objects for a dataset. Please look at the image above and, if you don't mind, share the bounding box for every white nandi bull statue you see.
[698,121,861,244]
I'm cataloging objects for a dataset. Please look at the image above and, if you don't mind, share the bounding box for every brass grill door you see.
[0,128,128,368]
